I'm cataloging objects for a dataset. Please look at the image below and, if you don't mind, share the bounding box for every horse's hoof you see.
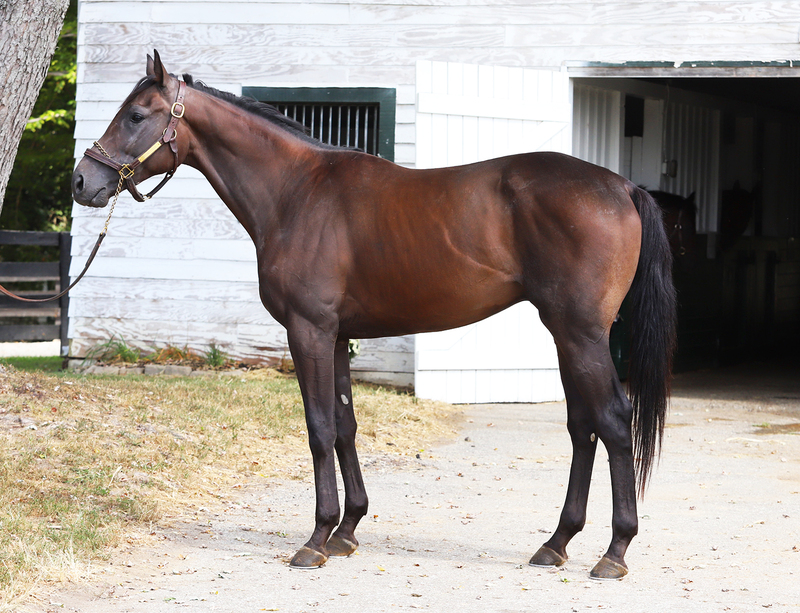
[529,545,567,567]
[326,534,358,557]
[589,557,628,580]
[289,546,328,568]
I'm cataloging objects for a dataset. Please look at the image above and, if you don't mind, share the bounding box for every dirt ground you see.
[22,361,800,613]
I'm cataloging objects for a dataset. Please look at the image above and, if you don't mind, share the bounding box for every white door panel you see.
[414,60,570,403]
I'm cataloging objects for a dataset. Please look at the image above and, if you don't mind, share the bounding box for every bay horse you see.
[72,52,676,580]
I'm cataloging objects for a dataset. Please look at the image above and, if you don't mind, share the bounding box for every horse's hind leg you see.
[326,338,369,556]
[530,349,598,568]
[541,326,638,580]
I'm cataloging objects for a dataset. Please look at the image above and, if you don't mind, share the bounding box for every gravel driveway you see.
[27,362,800,613]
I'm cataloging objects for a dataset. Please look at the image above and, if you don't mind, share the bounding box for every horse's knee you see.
[307,427,337,458]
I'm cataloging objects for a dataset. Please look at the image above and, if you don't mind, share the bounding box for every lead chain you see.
[102,175,124,235]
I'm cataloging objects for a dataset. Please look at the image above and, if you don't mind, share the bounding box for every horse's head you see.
[72,50,186,207]
[649,190,697,260]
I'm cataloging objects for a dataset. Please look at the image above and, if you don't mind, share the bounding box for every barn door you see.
[414,60,571,403]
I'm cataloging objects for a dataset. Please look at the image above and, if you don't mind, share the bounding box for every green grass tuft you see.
[0,356,63,372]
[85,335,140,364]
[203,343,231,368]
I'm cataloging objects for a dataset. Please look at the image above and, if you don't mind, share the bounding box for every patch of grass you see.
[85,335,140,364]
[85,337,239,371]
[0,364,459,605]
[0,356,62,373]
[203,343,231,369]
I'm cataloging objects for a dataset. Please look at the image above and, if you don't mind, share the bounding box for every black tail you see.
[626,184,677,495]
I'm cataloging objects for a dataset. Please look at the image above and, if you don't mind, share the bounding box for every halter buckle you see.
[171,102,185,118]
[120,164,135,179]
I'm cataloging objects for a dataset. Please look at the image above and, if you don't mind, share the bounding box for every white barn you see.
[70,0,800,402]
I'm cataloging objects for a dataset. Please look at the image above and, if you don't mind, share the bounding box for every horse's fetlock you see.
[613,517,639,541]
[558,518,585,538]
[316,509,341,530]
[558,506,587,536]
[345,499,369,520]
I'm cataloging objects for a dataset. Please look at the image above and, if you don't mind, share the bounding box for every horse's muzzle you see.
[72,157,116,208]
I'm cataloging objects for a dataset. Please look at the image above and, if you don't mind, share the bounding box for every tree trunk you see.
[0,0,70,216]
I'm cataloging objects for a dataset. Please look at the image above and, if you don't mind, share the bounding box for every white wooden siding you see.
[661,103,721,233]
[414,60,569,404]
[572,84,623,174]
[73,0,800,390]
[623,98,664,191]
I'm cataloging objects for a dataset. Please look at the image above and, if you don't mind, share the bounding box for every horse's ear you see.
[687,192,696,203]
[151,49,168,87]
[146,54,155,77]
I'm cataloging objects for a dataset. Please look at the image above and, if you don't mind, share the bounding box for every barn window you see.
[242,87,396,161]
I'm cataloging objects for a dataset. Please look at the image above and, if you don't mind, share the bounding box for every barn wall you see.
[72,0,800,381]
[661,103,721,234]
[572,84,622,174]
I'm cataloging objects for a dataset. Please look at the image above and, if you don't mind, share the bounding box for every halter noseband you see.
[84,80,187,202]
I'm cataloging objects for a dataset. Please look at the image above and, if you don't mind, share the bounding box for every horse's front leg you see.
[286,320,340,568]
[326,337,369,557]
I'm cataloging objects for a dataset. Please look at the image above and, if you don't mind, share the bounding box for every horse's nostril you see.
[74,173,84,194]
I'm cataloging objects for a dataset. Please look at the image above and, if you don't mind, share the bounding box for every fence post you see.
[59,232,72,357]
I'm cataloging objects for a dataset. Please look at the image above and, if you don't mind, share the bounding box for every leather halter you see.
[84,80,187,202]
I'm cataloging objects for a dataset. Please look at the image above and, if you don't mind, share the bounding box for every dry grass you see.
[0,364,460,606]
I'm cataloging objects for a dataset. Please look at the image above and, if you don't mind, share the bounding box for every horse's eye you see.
[130,112,145,124]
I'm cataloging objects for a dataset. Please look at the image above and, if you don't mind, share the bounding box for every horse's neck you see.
[183,94,315,242]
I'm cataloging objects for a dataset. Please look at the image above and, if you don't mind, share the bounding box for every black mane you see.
[121,73,339,150]
[182,74,323,145]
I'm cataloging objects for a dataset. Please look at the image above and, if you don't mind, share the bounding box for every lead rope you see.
[0,175,122,304]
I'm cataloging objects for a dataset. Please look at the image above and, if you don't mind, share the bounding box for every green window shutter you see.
[243,87,396,162]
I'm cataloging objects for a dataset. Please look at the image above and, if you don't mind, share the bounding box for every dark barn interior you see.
[611,77,800,376]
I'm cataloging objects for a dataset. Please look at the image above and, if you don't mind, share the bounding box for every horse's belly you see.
[339,270,523,338]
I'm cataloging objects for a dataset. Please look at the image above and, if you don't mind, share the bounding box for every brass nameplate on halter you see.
[137,141,163,164]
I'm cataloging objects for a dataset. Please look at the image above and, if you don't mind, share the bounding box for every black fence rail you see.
[0,230,71,353]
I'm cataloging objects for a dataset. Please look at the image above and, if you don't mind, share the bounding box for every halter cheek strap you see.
[84,80,187,202]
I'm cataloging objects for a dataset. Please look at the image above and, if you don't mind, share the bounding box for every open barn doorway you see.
[572,74,800,373]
